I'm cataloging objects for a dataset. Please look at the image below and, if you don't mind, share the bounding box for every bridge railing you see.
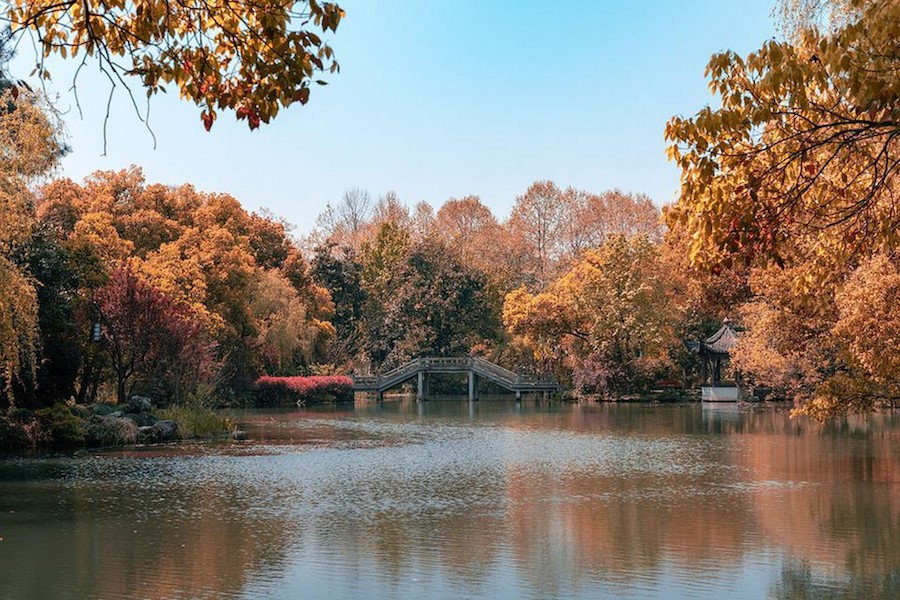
[469,356,519,385]
[378,358,421,381]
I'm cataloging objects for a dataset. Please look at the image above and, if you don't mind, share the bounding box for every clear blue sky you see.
[13,0,775,235]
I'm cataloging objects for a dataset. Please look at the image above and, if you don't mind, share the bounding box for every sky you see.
[11,0,776,236]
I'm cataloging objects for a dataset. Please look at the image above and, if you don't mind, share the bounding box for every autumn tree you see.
[658,225,750,387]
[665,0,900,281]
[775,0,856,40]
[5,0,344,133]
[371,191,414,235]
[311,188,375,251]
[730,263,841,409]
[95,265,214,404]
[250,269,325,375]
[504,182,662,289]
[0,88,64,405]
[34,167,334,399]
[504,235,677,396]
[558,189,662,264]
[357,237,501,369]
[826,254,900,414]
[506,181,567,288]
[410,200,435,241]
[733,253,900,420]
[433,195,510,285]
[666,0,900,418]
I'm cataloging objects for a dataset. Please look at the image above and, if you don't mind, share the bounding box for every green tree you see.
[385,239,502,366]
[311,242,366,364]
[356,222,412,366]
[19,222,85,407]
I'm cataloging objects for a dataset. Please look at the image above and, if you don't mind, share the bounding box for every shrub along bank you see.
[0,396,236,451]
[255,375,354,405]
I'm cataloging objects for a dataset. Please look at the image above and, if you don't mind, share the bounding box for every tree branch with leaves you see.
[3,0,343,143]
[665,0,900,286]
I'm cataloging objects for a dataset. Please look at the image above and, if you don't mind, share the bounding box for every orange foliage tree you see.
[34,167,335,402]
[504,235,678,395]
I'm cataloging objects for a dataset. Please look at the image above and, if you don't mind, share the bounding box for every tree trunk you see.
[117,368,127,404]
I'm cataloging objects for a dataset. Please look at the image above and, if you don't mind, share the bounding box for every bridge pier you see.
[468,372,478,402]
[417,370,426,402]
[515,390,521,402]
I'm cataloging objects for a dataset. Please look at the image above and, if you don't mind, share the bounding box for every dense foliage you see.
[666,0,900,419]
[5,0,344,132]
[255,375,352,405]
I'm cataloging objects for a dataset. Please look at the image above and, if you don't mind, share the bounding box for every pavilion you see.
[687,319,747,402]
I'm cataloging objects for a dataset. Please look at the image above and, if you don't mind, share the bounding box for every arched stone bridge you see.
[351,356,560,401]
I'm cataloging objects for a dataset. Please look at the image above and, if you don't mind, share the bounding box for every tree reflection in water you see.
[0,403,897,599]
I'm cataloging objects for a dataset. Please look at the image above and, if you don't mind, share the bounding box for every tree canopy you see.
[0,88,64,404]
[5,0,344,132]
[665,0,899,282]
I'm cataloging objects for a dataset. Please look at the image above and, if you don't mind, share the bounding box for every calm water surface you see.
[1,400,898,599]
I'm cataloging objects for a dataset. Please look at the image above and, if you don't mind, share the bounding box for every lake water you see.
[1,399,898,599]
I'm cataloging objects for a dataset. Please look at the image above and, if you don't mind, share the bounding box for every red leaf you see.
[201,110,214,131]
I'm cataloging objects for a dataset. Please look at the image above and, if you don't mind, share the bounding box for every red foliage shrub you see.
[254,375,353,405]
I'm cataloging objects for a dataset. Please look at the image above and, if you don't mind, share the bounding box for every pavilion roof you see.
[702,321,739,355]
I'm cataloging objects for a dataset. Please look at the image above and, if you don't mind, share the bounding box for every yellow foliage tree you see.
[0,89,63,404]
[665,0,900,285]
[732,253,900,420]
[250,269,323,374]
[504,235,677,394]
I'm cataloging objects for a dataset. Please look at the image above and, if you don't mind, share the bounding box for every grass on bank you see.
[155,405,237,439]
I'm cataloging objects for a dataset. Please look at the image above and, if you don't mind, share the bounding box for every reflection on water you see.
[1,399,898,599]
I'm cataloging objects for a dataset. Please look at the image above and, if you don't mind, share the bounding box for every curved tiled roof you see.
[702,322,739,355]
